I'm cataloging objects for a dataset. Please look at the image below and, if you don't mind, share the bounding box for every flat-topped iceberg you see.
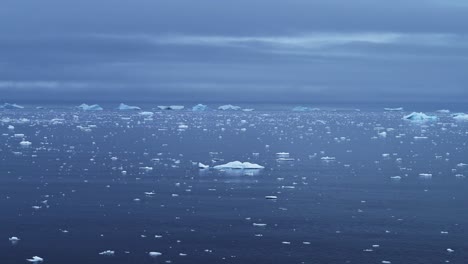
[384,107,403,111]
[452,113,468,121]
[192,104,208,111]
[78,103,103,111]
[218,104,241,111]
[214,161,264,170]
[118,103,141,110]
[139,111,154,117]
[292,106,319,112]
[158,105,184,110]
[0,103,24,109]
[403,112,437,122]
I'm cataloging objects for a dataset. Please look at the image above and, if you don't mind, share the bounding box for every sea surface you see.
[1,103,468,264]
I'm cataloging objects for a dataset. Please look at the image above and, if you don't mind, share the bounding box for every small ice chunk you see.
[198,163,209,169]
[26,256,44,263]
[118,103,141,110]
[78,103,103,111]
[192,104,208,111]
[403,112,437,122]
[99,250,115,256]
[149,252,162,257]
[218,104,241,111]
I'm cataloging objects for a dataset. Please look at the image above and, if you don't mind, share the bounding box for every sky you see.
[1,0,468,103]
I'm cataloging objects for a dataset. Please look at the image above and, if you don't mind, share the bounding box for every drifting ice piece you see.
[192,104,208,111]
[118,103,141,110]
[384,107,403,111]
[26,256,43,263]
[214,161,264,169]
[218,104,241,111]
[198,163,209,169]
[0,103,24,109]
[157,105,184,110]
[403,112,437,122]
[78,104,103,111]
[452,113,468,121]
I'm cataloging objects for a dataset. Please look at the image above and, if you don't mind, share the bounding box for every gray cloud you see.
[0,0,467,103]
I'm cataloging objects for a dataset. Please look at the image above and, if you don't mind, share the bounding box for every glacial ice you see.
[77,104,103,111]
[149,252,162,257]
[26,256,43,263]
[452,113,468,121]
[213,161,264,170]
[218,104,241,111]
[157,105,185,110]
[403,112,437,122]
[192,104,208,111]
[292,106,310,112]
[99,250,115,256]
[0,103,24,109]
[384,107,403,111]
[118,103,141,110]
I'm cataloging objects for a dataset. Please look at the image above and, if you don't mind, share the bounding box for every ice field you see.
[1,103,468,264]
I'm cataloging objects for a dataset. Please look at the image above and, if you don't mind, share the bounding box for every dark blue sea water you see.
[1,103,468,264]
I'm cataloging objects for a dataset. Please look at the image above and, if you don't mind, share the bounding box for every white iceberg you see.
[384,107,403,111]
[214,161,264,170]
[99,250,115,256]
[218,104,241,111]
[437,109,450,113]
[26,256,44,263]
[118,103,141,110]
[157,105,184,110]
[198,162,209,169]
[20,140,32,146]
[78,103,103,111]
[452,113,468,121]
[149,252,162,257]
[403,112,437,122]
[139,111,154,117]
[292,106,310,112]
[9,236,20,244]
[192,104,208,111]
[0,103,24,109]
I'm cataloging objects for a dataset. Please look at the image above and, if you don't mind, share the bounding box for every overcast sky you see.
[1,0,467,103]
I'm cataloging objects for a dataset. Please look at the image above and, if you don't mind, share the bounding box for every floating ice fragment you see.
[403,112,437,122]
[198,163,209,169]
[452,113,468,121]
[9,236,20,244]
[149,252,162,257]
[384,107,403,111]
[218,104,241,111]
[118,103,141,110]
[265,196,278,200]
[20,140,32,146]
[158,105,184,110]
[214,161,264,170]
[99,250,115,256]
[192,104,208,111]
[77,104,103,111]
[1,103,24,109]
[26,256,43,263]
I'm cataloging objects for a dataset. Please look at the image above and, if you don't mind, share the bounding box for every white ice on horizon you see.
[218,104,241,111]
[78,103,103,111]
[0,103,24,109]
[452,113,468,121]
[192,104,208,111]
[213,161,264,170]
[403,112,437,122]
[118,103,141,110]
[157,105,184,110]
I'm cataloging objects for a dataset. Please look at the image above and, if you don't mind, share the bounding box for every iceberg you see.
[214,161,264,170]
[198,162,209,169]
[437,109,450,113]
[139,111,154,117]
[292,106,310,112]
[384,107,403,111]
[99,250,115,256]
[118,103,141,110]
[26,256,44,263]
[452,113,468,121]
[192,104,208,111]
[0,103,24,109]
[78,103,103,111]
[403,112,437,122]
[218,104,241,111]
[157,105,184,110]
